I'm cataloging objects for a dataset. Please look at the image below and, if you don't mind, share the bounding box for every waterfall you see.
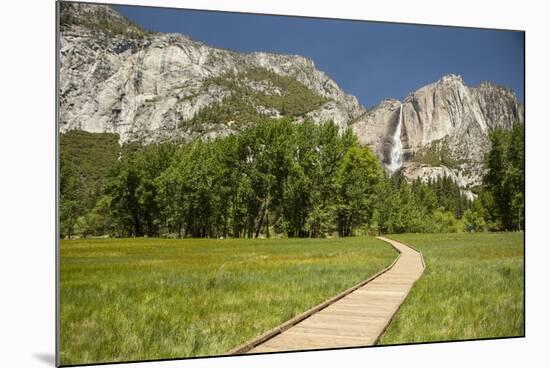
[388,104,403,173]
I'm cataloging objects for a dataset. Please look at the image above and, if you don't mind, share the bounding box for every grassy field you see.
[378,232,524,345]
[60,237,396,365]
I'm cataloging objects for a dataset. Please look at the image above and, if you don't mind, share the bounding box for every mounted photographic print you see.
[57,1,525,366]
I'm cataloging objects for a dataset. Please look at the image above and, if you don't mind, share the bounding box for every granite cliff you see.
[352,74,523,194]
[59,3,365,143]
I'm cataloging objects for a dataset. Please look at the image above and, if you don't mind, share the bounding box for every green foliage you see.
[483,123,524,231]
[414,138,463,169]
[374,174,471,234]
[182,67,328,129]
[157,119,366,238]
[462,208,487,232]
[60,131,121,238]
[426,174,471,219]
[156,140,224,238]
[60,131,120,192]
[60,150,83,239]
[335,146,382,236]
[432,209,465,233]
[242,67,328,117]
[108,143,177,237]
[74,195,113,237]
[182,93,267,130]
[61,123,478,239]
[402,122,524,233]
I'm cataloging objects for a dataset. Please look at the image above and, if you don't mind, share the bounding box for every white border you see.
[1,0,548,367]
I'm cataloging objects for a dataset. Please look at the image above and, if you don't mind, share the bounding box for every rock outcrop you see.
[352,74,523,191]
[59,3,365,143]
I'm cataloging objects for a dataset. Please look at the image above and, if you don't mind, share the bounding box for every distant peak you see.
[379,98,401,105]
[371,98,401,111]
[438,74,464,84]
[477,80,511,91]
[475,81,517,100]
[250,52,315,68]
[60,3,121,23]
[60,2,149,38]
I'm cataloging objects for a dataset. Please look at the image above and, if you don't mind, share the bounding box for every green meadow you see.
[60,237,396,365]
[378,232,524,344]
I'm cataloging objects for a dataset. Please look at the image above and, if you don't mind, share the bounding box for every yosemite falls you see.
[387,104,404,173]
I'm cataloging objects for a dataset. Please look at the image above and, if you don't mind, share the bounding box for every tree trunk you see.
[254,198,267,238]
[255,204,266,238]
[265,196,270,238]
[265,210,269,238]
[133,214,142,237]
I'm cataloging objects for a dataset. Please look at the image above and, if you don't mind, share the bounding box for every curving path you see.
[229,237,424,354]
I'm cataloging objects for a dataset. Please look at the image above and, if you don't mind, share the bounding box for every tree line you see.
[60,119,524,239]
[477,122,525,231]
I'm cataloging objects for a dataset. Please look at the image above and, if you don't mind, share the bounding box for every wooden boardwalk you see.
[230,237,424,354]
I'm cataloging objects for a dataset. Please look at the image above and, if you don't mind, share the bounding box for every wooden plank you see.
[258,332,367,350]
[225,243,402,355]
[227,237,425,355]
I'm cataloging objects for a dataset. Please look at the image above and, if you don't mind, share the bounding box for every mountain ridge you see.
[59,3,365,143]
[59,3,524,196]
[353,72,523,194]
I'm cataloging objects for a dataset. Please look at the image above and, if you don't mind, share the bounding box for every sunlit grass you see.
[60,237,396,365]
[378,232,524,345]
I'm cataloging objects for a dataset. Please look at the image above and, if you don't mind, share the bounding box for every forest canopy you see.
[59,119,524,239]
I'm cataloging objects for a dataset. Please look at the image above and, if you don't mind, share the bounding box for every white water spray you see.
[388,104,403,173]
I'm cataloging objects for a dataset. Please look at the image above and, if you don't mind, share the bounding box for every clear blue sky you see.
[114,5,524,109]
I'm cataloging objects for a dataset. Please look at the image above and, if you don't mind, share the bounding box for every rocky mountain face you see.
[59,3,524,196]
[59,3,365,143]
[352,74,524,194]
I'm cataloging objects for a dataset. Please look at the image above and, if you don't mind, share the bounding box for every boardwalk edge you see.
[226,238,403,355]
[372,236,426,345]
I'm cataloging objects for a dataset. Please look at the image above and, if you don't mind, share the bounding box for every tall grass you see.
[60,237,396,365]
[378,232,524,344]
